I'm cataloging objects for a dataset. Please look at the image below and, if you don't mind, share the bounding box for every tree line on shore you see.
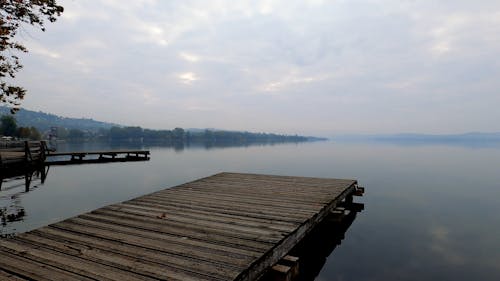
[0,115,41,140]
[1,114,316,145]
[76,126,310,145]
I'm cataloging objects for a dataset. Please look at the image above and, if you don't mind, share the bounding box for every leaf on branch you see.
[0,0,63,112]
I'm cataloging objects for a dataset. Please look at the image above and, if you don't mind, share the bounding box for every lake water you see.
[1,140,500,280]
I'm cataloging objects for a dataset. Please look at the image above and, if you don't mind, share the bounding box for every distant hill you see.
[0,107,327,142]
[0,107,118,133]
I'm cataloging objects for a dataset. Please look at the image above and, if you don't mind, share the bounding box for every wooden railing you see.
[0,140,26,149]
[0,141,48,167]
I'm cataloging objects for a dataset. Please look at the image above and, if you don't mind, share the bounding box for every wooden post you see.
[354,186,365,196]
[24,141,35,166]
[263,255,300,281]
[25,172,32,192]
[40,141,47,162]
[24,141,29,164]
[269,264,292,281]
[281,256,299,279]
[329,208,346,223]
[41,166,49,184]
[345,194,353,204]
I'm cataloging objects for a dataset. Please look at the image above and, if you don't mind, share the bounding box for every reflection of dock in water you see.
[0,166,50,237]
[0,172,363,280]
[0,141,149,238]
[260,199,364,281]
[0,166,49,192]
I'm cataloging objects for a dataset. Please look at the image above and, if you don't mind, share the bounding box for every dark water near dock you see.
[1,140,500,280]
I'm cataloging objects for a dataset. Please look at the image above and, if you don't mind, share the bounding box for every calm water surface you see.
[1,140,500,280]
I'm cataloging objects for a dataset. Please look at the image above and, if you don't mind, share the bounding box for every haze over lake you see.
[2,140,499,280]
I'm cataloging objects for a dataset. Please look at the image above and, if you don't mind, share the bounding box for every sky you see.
[13,0,500,136]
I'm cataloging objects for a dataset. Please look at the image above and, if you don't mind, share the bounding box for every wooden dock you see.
[0,141,46,168]
[0,172,361,281]
[45,150,150,165]
[0,141,149,167]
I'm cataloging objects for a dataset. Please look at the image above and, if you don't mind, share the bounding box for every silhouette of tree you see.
[1,0,63,112]
[0,114,17,135]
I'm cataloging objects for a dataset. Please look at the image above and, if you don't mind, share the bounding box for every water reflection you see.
[292,210,361,281]
[0,166,49,237]
[260,200,364,281]
[54,140,311,153]
[333,136,500,149]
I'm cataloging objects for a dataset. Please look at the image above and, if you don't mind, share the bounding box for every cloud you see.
[177,72,199,84]
[429,226,466,265]
[29,44,61,59]
[261,71,332,93]
[14,0,500,134]
[179,52,200,62]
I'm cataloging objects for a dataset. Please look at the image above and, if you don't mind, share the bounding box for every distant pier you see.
[0,141,149,168]
[45,150,150,165]
[0,172,364,281]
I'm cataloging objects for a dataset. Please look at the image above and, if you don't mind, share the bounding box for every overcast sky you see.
[14,0,500,135]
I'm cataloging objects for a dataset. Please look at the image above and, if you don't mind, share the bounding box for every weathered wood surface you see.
[45,150,150,165]
[0,151,25,161]
[0,141,46,167]
[47,150,150,157]
[0,172,357,281]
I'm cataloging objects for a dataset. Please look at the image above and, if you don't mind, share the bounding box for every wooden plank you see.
[32,227,241,280]
[14,234,219,281]
[79,211,271,255]
[91,207,290,237]
[146,191,325,213]
[76,211,281,247]
[57,218,265,263]
[116,201,296,228]
[104,204,296,232]
[0,269,28,281]
[134,195,314,220]
[136,196,315,222]
[202,176,355,190]
[163,186,332,205]
[189,175,354,190]
[127,199,306,224]
[174,177,351,193]
[0,240,154,281]
[163,181,350,201]
[0,250,93,281]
